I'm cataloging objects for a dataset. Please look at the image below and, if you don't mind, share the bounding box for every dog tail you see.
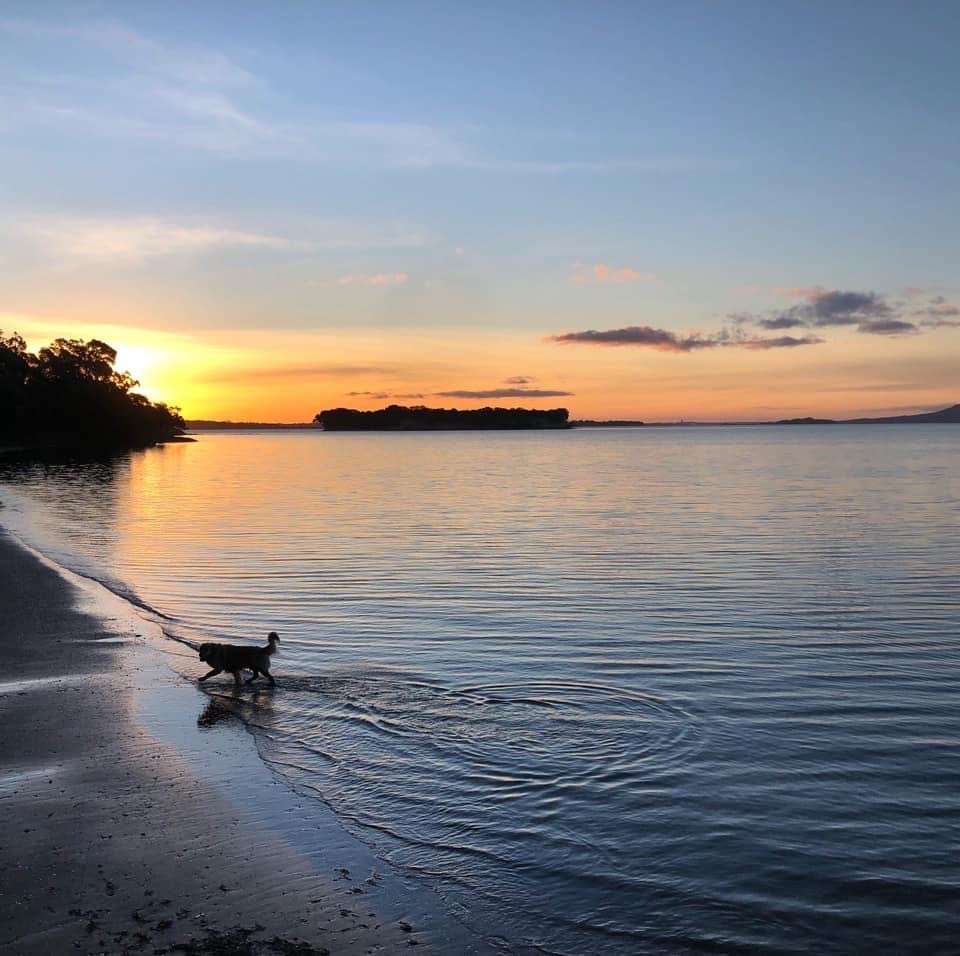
[167,634,202,652]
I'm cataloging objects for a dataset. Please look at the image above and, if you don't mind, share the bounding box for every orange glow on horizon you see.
[5,312,957,424]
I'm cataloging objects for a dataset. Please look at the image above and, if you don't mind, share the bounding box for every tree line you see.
[315,404,570,430]
[0,332,185,449]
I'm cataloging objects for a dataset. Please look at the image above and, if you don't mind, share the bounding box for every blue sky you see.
[1,1,958,419]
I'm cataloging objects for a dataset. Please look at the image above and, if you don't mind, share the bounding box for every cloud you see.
[20,216,298,263]
[503,376,533,384]
[913,296,960,327]
[857,319,918,335]
[556,286,953,358]
[550,325,824,352]
[0,18,254,88]
[336,272,409,287]
[19,215,427,265]
[435,388,573,398]
[551,326,716,350]
[0,18,278,157]
[804,290,894,326]
[549,326,715,351]
[737,288,922,335]
[757,315,809,330]
[0,18,714,174]
[570,264,658,285]
[742,335,825,349]
[0,20,467,164]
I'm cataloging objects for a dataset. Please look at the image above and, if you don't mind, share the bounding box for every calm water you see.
[2,426,959,953]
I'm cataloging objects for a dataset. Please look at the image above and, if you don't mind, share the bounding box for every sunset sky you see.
[2,1,958,421]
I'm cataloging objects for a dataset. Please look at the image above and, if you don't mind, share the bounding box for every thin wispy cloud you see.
[0,18,255,87]
[570,264,658,285]
[0,19,455,162]
[504,376,533,384]
[0,17,718,172]
[18,215,428,265]
[0,17,272,155]
[20,217,298,263]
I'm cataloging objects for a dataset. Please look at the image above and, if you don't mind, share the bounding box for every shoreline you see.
[0,528,496,955]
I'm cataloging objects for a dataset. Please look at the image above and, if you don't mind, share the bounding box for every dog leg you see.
[199,668,221,682]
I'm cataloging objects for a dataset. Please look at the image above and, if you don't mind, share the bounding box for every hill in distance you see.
[778,404,960,425]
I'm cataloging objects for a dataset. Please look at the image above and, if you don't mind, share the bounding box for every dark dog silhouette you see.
[198,631,279,686]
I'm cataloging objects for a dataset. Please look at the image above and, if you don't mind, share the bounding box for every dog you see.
[197,631,279,686]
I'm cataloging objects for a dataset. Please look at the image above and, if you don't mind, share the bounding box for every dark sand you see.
[0,530,496,955]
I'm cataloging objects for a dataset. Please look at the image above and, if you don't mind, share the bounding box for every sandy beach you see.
[0,529,495,955]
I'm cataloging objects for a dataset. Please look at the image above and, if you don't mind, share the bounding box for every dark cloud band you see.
[550,325,823,352]
[736,288,935,336]
[435,388,573,398]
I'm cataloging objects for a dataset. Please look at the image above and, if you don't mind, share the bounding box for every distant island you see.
[776,417,838,425]
[315,404,571,430]
[778,404,960,425]
[0,332,185,451]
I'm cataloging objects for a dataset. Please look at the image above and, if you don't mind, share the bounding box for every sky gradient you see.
[2,1,959,421]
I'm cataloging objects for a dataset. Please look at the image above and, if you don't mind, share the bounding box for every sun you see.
[113,342,162,390]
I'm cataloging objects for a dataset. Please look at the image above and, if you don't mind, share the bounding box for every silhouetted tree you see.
[0,332,184,449]
[0,332,30,432]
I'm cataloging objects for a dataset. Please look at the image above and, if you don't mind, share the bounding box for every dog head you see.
[198,642,216,664]
[267,631,279,644]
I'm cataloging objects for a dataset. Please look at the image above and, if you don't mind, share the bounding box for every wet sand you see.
[0,529,495,955]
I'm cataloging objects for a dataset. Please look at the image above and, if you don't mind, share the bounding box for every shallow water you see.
[2,426,959,953]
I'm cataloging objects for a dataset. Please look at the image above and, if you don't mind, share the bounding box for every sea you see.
[1,425,958,954]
